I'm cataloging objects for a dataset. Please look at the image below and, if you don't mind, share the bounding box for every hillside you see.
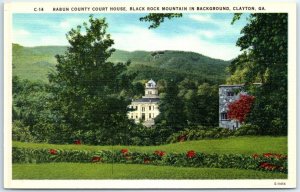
[12,44,230,84]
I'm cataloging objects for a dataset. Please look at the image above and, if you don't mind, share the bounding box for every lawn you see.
[13,136,287,155]
[12,163,287,179]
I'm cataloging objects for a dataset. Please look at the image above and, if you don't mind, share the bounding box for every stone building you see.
[128,79,160,127]
[219,84,245,129]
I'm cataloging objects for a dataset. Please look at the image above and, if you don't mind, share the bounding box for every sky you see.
[12,13,248,61]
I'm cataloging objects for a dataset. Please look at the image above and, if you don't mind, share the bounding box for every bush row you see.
[12,147,287,173]
[167,124,260,143]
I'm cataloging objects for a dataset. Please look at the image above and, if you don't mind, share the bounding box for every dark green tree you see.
[155,79,187,131]
[12,76,53,142]
[140,13,182,29]
[184,83,219,127]
[48,15,135,144]
[231,13,288,135]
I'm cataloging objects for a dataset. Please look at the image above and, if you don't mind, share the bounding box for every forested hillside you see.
[12,44,229,84]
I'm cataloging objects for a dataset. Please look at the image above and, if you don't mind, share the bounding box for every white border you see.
[3,2,297,189]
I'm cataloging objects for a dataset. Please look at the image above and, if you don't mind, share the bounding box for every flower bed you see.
[12,147,287,173]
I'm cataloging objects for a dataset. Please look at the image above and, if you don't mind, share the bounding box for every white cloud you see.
[14,29,30,36]
[188,14,240,35]
[195,30,216,39]
[40,36,68,46]
[112,25,240,60]
[59,21,71,30]
[188,14,215,23]
[57,18,84,31]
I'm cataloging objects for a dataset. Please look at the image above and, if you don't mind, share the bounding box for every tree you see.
[228,94,255,123]
[12,76,53,142]
[140,13,182,29]
[231,14,288,135]
[180,81,219,127]
[48,15,135,144]
[155,79,187,131]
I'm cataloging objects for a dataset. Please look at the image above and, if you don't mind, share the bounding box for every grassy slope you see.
[12,163,287,179]
[12,44,229,83]
[12,44,67,83]
[13,136,287,155]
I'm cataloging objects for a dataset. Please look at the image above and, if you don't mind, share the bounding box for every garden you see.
[12,136,288,179]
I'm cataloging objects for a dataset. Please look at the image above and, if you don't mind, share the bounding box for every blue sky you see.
[13,13,248,60]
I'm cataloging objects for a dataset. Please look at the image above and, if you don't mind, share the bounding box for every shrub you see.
[12,121,35,142]
[12,147,287,173]
[167,127,236,143]
[234,124,259,136]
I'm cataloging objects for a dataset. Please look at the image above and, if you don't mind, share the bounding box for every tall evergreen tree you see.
[156,80,187,131]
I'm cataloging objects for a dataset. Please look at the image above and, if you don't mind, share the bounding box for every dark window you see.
[136,106,138,110]
[142,107,145,112]
[142,113,145,120]
[227,92,234,96]
[221,112,228,120]
[149,106,151,110]
[149,113,151,118]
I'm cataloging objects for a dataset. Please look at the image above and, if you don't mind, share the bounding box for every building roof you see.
[132,98,160,103]
[219,84,244,87]
[146,79,156,88]
[147,79,156,85]
[219,83,262,87]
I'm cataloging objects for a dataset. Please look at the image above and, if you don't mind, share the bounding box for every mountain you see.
[12,44,230,84]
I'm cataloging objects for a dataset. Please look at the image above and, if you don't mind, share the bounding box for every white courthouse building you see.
[128,79,160,127]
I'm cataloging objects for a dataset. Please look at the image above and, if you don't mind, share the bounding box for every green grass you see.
[13,136,287,155]
[12,163,287,179]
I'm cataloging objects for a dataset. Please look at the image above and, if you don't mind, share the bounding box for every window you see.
[136,106,138,110]
[149,113,151,118]
[227,92,234,96]
[131,115,133,119]
[149,106,151,110]
[221,112,228,120]
[136,115,138,119]
[142,107,145,112]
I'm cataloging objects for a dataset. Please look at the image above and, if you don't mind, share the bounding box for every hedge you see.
[12,147,287,174]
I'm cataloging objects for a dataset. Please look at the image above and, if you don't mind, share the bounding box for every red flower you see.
[154,150,166,157]
[265,164,277,171]
[252,154,259,159]
[263,153,274,158]
[186,150,196,158]
[49,149,57,155]
[260,162,269,168]
[260,162,278,171]
[120,149,128,154]
[91,156,101,163]
[74,140,81,145]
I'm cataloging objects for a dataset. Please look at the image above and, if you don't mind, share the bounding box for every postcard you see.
[3,1,297,189]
